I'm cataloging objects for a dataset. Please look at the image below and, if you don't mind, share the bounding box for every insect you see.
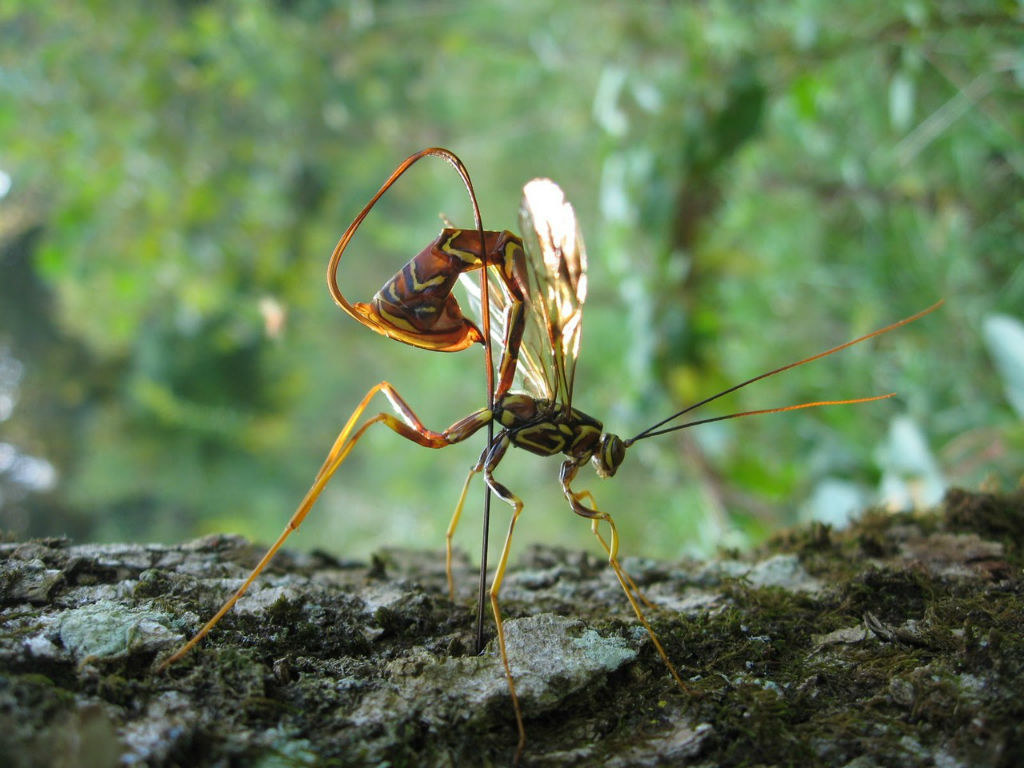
[160,147,942,764]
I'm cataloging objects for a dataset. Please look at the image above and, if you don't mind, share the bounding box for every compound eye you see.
[592,434,626,478]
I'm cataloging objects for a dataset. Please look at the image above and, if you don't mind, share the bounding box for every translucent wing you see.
[517,179,588,409]
[459,261,550,398]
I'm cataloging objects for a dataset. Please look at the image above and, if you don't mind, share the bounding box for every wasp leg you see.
[159,382,489,671]
[493,296,525,399]
[567,487,657,612]
[437,407,501,599]
[445,465,482,600]
[559,460,689,693]
[471,434,527,766]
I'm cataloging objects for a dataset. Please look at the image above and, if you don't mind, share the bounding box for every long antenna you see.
[627,394,895,443]
[628,299,943,444]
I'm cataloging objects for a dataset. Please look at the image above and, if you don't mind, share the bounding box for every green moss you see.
[3,489,1023,764]
[631,490,1024,767]
[944,487,1024,565]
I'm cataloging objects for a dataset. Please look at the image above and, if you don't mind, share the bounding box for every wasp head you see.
[591,433,626,478]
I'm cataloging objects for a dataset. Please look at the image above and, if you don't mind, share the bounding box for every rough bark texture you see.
[1,487,1022,767]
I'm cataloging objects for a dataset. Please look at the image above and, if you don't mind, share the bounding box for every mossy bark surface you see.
[1,487,1022,767]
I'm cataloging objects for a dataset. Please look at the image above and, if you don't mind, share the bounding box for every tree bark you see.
[1,487,1021,767]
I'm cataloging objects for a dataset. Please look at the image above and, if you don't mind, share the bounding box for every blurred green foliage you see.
[0,1,1021,562]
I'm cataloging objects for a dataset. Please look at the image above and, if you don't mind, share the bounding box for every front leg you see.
[559,458,602,519]
[558,459,689,693]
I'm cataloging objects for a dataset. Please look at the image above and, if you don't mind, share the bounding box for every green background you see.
[1,1,1021,564]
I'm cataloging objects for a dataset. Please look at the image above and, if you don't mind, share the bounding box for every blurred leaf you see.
[983,314,1024,419]
[0,0,1019,557]
[801,478,867,529]
[877,416,946,510]
[889,71,915,131]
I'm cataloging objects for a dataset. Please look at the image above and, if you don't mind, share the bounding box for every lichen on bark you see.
[1,487,1022,766]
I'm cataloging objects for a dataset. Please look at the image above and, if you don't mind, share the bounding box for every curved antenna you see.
[627,299,944,444]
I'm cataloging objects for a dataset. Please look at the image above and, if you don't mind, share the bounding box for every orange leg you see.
[445,465,481,600]
[444,434,528,763]
[571,488,657,612]
[559,461,688,693]
[479,437,527,766]
[589,510,689,693]
[158,382,488,671]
